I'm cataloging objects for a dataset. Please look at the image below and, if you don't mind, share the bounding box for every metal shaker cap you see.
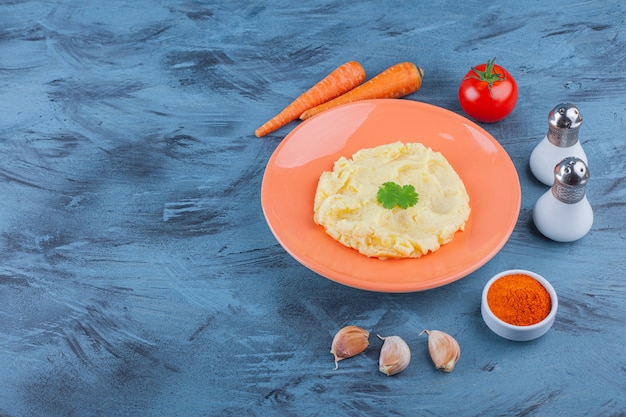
[547,103,582,147]
[551,157,589,204]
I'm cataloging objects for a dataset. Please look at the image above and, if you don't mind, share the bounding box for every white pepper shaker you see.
[530,103,588,186]
[533,157,593,242]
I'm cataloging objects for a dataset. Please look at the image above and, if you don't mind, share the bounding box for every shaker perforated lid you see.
[547,103,583,147]
[552,157,589,204]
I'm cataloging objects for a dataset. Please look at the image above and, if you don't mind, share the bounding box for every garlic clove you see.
[420,329,460,373]
[377,334,411,376]
[330,325,369,370]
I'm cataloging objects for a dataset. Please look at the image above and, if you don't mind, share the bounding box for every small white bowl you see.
[481,269,558,342]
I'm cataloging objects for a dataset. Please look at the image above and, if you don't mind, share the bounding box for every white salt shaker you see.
[533,157,593,242]
[530,103,588,186]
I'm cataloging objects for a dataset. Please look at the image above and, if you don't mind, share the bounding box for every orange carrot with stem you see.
[299,62,424,120]
[255,61,366,137]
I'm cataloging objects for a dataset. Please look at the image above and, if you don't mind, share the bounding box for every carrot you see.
[255,61,366,137]
[299,62,424,120]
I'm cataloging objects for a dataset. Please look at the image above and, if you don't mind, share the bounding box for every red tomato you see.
[458,58,518,123]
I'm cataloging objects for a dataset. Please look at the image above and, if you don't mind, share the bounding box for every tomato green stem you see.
[464,57,505,98]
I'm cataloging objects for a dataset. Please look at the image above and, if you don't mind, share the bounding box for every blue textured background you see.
[1,1,625,416]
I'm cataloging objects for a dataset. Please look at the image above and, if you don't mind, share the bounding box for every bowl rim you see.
[481,269,558,331]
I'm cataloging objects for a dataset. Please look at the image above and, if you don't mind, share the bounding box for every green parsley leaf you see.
[376,182,418,209]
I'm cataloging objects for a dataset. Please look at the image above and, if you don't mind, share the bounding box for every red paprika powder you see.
[486,274,552,326]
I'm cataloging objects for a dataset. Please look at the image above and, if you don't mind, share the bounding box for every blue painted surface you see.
[1,1,625,416]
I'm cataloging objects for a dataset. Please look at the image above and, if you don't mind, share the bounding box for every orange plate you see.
[261,99,520,292]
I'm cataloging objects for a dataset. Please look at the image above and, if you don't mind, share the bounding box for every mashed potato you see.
[313,141,470,259]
